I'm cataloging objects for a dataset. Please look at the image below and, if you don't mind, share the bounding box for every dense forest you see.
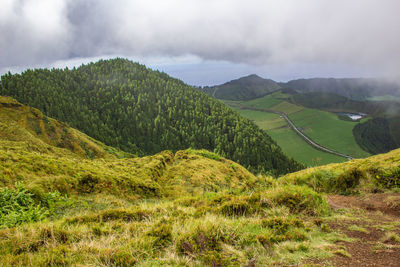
[0,58,302,175]
[353,117,400,154]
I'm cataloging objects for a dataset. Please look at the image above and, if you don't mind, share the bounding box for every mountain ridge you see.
[0,58,302,175]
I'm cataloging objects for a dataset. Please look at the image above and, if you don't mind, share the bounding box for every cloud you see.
[1,0,400,79]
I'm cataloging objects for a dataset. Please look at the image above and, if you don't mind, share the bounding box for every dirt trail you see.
[315,193,400,266]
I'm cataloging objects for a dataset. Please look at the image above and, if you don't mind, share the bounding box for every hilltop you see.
[0,59,302,175]
[203,74,280,101]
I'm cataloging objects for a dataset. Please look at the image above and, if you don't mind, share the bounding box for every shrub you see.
[267,185,330,215]
[147,222,173,248]
[258,216,307,244]
[186,149,222,161]
[330,168,365,194]
[77,174,99,193]
[372,167,400,188]
[0,184,65,228]
[219,200,251,216]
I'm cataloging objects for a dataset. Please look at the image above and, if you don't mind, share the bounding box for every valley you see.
[223,90,370,166]
[0,60,399,266]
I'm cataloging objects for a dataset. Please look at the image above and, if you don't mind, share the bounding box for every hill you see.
[0,59,302,175]
[0,99,328,266]
[0,96,129,159]
[203,74,280,101]
[284,77,400,100]
[1,101,399,265]
[289,91,400,116]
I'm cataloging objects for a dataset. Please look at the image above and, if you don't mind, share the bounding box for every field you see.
[231,108,347,166]
[288,109,370,158]
[226,91,370,166]
[367,95,400,102]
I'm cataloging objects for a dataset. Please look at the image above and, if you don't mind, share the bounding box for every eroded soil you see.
[312,193,400,267]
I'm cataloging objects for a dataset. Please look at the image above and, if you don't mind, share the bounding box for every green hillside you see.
[0,101,331,266]
[226,91,370,165]
[0,59,302,175]
[230,107,348,166]
[1,98,399,266]
[203,74,280,101]
[290,91,400,155]
[0,96,129,159]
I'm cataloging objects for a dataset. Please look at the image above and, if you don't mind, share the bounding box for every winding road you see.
[235,105,354,160]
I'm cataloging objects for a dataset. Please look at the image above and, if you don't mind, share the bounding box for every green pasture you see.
[232,107,348,166]
[288,109,370,158]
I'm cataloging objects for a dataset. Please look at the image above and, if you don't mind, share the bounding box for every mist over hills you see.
[203,74,400,157]
[204,75,400,101]
[202,74,280,101]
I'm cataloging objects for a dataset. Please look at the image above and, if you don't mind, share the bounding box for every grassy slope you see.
[0,98,356,266]
[0,96,130,159]
[232,91,370,163]
[280,147,400,195]
[288,108,370,158]
[231,107,346,166]
[0,130,335,266]
[1,98,400,266]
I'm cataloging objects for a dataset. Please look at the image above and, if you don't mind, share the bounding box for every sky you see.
[1,0,400,86]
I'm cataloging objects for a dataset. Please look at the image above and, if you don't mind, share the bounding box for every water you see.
[337,112,366,121]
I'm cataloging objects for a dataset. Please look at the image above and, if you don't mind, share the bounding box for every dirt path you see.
[313,193,400,266]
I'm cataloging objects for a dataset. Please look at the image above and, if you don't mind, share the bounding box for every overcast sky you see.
[1,0,400,85]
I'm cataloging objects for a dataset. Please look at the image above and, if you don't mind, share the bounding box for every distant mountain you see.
[203,74,280,101]
[283,78,400,100]
[0,59,302,175]
[289,91,400,116]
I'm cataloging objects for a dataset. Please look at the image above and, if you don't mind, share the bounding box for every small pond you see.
[336,112,366,121]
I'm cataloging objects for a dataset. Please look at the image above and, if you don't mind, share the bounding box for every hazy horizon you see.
[1,0,400,86]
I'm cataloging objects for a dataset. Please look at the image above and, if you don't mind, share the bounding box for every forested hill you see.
[0,58,302,175]
[283,78,400,100]
[202,74,280,101]
[203,75,400,101]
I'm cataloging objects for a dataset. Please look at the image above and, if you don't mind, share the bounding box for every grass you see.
[1,95,400,266]
[242,91,288,109]
[229,91,371,164]
[280,147,400,194]
[0,116,344,266]
[232,106,348,166]
[348,225,369,233]
[268,128,347,166]
[288,108,370,158]
[367,95,400,102]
